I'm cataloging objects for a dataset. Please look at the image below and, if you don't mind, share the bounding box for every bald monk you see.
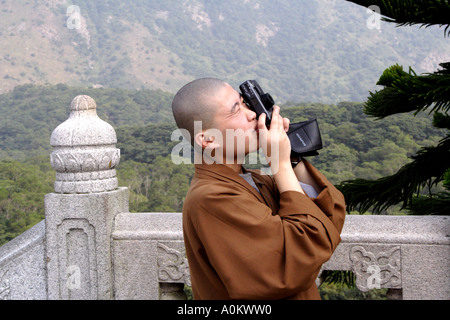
[171,78,346,300]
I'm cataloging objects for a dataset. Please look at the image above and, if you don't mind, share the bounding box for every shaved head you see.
[172,78,228,145]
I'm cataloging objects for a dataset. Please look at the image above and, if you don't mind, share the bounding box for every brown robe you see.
[182,159,346,300]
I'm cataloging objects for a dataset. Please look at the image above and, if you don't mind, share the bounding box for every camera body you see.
[239,80,274,127]
[239,80,323,157]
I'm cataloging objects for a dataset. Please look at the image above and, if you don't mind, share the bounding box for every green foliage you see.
[117,123,178,164]
[407,192,450,215]
[365,63,450,118]
[116,158,194,213]
[406,167,450,215]
[0,156,54,246]
[319,282,387,300]
[0,84,174,160]
[339,136,450,214]
[433,112,450,129]
[320,270,356,288]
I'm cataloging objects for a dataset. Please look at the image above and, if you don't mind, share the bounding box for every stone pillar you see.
[45,95,129,300]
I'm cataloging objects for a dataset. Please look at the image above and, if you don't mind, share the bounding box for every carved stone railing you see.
[321,215,450,299]
[111,212,450,300]
[112,212,188,300]
[0,95,449,300]
[1,210,448,300]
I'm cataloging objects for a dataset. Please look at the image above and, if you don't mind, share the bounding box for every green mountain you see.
[1,0,448,103]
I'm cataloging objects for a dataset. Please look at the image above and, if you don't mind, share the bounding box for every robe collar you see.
[194,163,270,205]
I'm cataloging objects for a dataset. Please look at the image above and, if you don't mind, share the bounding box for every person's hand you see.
[258,106,292,168]
[258,106,304,193]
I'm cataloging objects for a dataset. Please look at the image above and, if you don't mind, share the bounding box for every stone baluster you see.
[44,95,129,300]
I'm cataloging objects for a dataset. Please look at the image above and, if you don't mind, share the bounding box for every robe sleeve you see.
[302,159,346,234]
[189,174,345,300]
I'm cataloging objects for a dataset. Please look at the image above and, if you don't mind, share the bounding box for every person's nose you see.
[245,107,257,122]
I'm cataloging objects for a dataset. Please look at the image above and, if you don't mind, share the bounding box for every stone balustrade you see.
[0,95,449,300]
[1,211,449,300]
[111,212,450,300]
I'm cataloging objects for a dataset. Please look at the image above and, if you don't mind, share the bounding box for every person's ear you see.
[194,131,220,150]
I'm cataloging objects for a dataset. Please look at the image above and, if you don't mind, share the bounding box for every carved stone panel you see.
[56,218,98,299]
[157,241,190,287]
[350,245,402,292]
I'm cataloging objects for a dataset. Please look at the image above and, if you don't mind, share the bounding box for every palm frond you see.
[338,135,450,214]
[346,0,450,36]
[364,63,450,119]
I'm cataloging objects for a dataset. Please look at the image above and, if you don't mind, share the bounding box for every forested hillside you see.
[0,84,445,246]
[0,83,174,160]
[1,0,449,103]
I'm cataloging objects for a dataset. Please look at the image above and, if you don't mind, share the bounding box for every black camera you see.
[239,80,323,157]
